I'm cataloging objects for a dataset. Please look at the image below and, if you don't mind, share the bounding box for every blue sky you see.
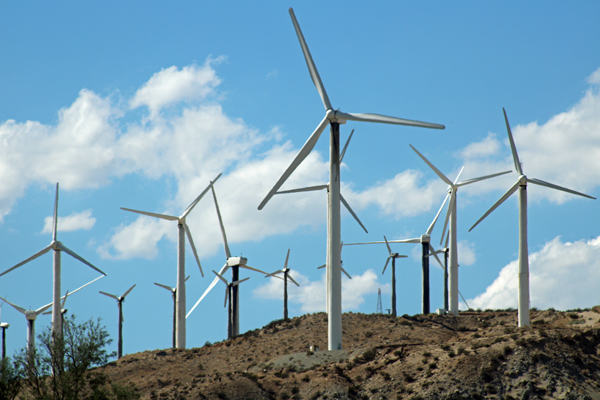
[1,2,600,357]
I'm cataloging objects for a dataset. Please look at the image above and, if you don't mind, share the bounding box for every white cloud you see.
[587,67,600,85]
[253,269,389,313]
[97,217,171,260]
[42,210,96,234]
[457,240,476,266]
[467,235,600,311]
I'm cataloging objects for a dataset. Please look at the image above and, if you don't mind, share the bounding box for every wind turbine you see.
[1,298,9,360]
[0,183,107,339]
[258,8,444,350]
[469,108,595,327]
[213,271,250,339]
[265,249,300,320]
[187,182,267,338]
[154,276,189,349]
[0,276,103,353]
[346,197,448,314]
[378,236,408,318]
[409,144,511,315]
[99,284,136,359]
[121,173,220,349]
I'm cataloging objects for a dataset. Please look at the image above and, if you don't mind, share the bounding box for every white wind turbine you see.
[265,249,300,320]
[346,197,448,315]
[213,270,250,340]
[409,144,511,315]
[0,183,107,339]
[121,173,221,349]
[0,275,103,353]
[99,284,136,359]
[187,182,267,338]
[469,108,595,327]
[379,236,408,318]
[258,8,444,350]
[154,276,189,349]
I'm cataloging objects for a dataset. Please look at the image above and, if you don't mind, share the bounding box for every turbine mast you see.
[328,122,342,350]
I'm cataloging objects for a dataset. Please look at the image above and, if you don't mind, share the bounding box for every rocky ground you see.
[99,308,600,399]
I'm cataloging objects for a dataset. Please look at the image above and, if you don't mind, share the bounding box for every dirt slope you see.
[100,309,600,400]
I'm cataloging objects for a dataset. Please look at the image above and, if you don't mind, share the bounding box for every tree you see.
[0,357,22,400]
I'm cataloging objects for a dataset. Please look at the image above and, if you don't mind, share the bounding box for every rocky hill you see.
[99,308,600,400]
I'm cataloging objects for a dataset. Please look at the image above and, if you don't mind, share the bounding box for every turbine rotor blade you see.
[0,245,52,277]
[288,8,332,111]
[99,291,118,301]
[409,144,452,186]
[181,173,222,219]
[453,167,465,185]
[456,170,512,187]
[224,287,229,308]
[287,274,300,287]
[339,129,354,163]
[275,185,328,195]
[240,265,268,275]
[284,249,290,270]
[187,263,230,318]
[0,296,27,315]
[339,112,445,130]
[53,183,59,242]
[212,270,229,285]
[383,235,392,256]
[232,277,250,287]
[211,185,231,259]
[428,244,444,270]
[258,115,330,210]
[65,275,105,298]
[527,178,596,200]
[469,180,521,232]
[265,270,284,278]
[61,290,69,309]
[317,264,325,269]
[428,192,450,236]
[120,208,179,221]
[267,274,286,281]
[56,242,107,276]
[382,256,391,275]
[341,267,352,279]
[154,282,173,292]
[440,191,454,244]
[503,108,523,175]
[121,284,136,299]
[36,302,54,316]
[340,194,368,233]
[183,222,203,277]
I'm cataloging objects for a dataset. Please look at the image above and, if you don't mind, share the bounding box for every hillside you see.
[99,309,600,400]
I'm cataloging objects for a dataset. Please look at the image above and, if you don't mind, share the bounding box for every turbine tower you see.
[187,182,267,338]
[379,236,408,318]
[154,276,189,349]
[0,183,106,339]
[258,8,444,350]
[409,144,511,315]
[99,284,136,359]
[1,298,9,360]
[470,108,595,327]
[121,173,220,348]
[265,249,300,320]
[213,270,249,339]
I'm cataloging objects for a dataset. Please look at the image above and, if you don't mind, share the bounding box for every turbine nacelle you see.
[420,234,430,244]
[25,311,37,320]
[519,175,528,185]
[326,109,347,124]
[227,257,248,267]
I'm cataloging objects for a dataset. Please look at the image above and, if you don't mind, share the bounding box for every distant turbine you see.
[154,276,190,349]
[187,183,267,338]
[121,173,220,349]
[99,284,136,359]
[379,236,408,318]
[346,197,447,314]
[0,183,106,339]
[316,242,352,313]
[213,270,250,339]
[0,276,102,353]
[409,144,511,315]
[265,249,300,320]
[258,8,444,350]
[1,298,9,360]
[469,108,595,327]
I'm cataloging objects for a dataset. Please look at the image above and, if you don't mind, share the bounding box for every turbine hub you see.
[519,175,527,185]
[51,240,60,250]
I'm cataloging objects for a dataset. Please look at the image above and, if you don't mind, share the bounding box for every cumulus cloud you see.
[467,235,600,311]
[253,269,389,313]
[457,240,476,266]
[42,210,96,234]
[587,67,600,85]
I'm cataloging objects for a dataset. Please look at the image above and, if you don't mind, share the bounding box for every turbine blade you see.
[427,192,450,236]
[341,267,352,279]
[187,263,230,318]
[265,270,283,278]
[339,129,354,163]
[154,282,173,292]
[453,167,465,185]
[345,238,421,245]
[183,222,203,277]
[36,302,54,316]
[287,274,300,287]
[240,265,268,275]
[527,178,596,200]
[409,144,452,186]
[439,192,454,244]
[284,249,290,270]
[57,242,107,276]
[121,284,136,299]
[0,296,27,315]
[258,116,330,210]
[275,185,328,195]
[266,273,285,281]
[66,275,104,298]
[0,245,52,277]
[503,108,523,175]
[224,287,229,308]
[212,270,229,285]
[288,8,332,111]
[120,208,179,221]
[340,112,445,130]
[210,185,231,259]
[456,170,512,187]
[53,183,59,242]
[181,173,222,219]
[445,229,450,249]
[428,244,444,270]
[469,180,521,232]
[382,256,391,275]
[383,235,392,255]
[232,277,250,287]
[99,291,118,301]
[186,275,190,282]
[340,194,368,233]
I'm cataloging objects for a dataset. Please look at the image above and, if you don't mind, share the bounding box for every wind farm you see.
[0,2,599,372]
